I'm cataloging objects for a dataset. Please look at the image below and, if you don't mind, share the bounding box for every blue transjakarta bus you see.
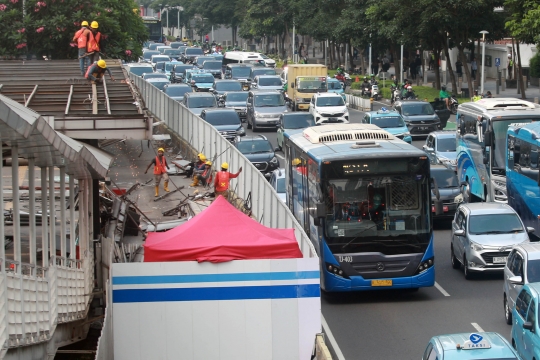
[507,122,540,241]
[456,98,540,203]
[283,124,436,292]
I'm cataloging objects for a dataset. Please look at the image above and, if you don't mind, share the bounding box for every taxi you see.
[362,108,412,143]
[422,332,521,360]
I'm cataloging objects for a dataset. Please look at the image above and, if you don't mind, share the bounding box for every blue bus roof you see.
[509,121,540,141]
[284,124,425,162]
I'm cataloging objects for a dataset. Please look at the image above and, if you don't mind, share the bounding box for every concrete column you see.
[28,158,36,266]
[41,167,48,267]
[48,166,55,260]
[69,175,76,260]
[0,142,4,266]
[12,144,21,268]
[59,167,66,259]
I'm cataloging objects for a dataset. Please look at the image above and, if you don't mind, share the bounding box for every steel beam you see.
[60,167,66,258]
[29,157,36,265]
[41,167,48,266]
[69,175,75,259]
[49,166,56,259]
[12,144,21,269]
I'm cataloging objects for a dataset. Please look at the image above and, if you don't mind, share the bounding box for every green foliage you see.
[0,0,147,59]
[530,53,540,78]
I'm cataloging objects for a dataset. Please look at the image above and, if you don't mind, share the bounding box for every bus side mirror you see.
[316,202,326,218]
[484,129,492,146]
[459,121,466,136]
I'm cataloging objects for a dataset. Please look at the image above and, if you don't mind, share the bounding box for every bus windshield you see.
[320,162,431,253]
[493,119,532,170]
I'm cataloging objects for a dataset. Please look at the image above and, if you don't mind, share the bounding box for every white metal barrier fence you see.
[344,93,372,111]
[95,236,114,360]
[0,254,93,351]
[130,74,316,258]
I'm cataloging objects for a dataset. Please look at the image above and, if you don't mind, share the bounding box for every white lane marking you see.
[321,314,346,360]
[276,153,285,160]
[471,322,485,332]
[434,282,450,297]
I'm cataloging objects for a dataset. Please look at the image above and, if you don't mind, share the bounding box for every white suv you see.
[503,243,540,325]
[309,92,349,124]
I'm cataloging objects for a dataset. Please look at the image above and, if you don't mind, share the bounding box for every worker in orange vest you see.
[144,148,170,197]
[214,162,242,199]
[87,21,102,65]
[72,20,93,76]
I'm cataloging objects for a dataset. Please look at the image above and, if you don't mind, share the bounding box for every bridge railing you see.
[130,74,316,258]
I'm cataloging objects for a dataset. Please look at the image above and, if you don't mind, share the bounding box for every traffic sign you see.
[495,57,500,67]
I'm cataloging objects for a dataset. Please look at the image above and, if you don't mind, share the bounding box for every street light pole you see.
[369,33,372,76]
[400,41,404,84]
[480,30,488,96]
[292,23,296,63]
[166,7,169,36]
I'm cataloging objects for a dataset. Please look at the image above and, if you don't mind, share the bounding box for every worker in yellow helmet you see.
[214,162,242,199]
[85,59,115,84]
[192,161,213,187]
[87,21,102,64]
[144,148,170,197]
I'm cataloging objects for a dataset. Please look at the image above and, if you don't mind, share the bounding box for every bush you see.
[530,53,540,78]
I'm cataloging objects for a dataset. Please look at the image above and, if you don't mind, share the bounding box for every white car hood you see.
[316,105,347,114]
[469,232,529,247]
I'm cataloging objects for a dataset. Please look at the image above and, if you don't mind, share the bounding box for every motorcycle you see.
[335,72,352,87]
[371,83,379,100]
[390,85,400,104]
[449,95,458,114]
[361,85,371,98]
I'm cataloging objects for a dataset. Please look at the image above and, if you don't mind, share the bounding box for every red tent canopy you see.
[143,196,303,263]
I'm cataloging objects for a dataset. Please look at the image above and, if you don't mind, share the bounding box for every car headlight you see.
[454,194,463,203]
[404,132,411,136]
[237,127,245,135]
[270,156,279,165]
[494,180,505,188]
[283,109,288,113]
[470,241,483,252]
[254,112,261,117]
[296,97,303,103]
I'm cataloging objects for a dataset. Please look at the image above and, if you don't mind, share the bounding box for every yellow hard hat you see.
[291,158,301,166]
[198,153,206,161]
[205,161,212,166]
[221,162,229,170]
[81,21,89,27]
[97,59,106,68]
[91,21,99,29]
[158,148,165,153]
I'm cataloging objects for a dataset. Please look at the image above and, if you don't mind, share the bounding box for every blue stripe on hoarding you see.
[112,284,320,303]
[112,271,320,285]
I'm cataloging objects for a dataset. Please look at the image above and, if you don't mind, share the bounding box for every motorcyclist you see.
[439,85,451,110]
[361,76,371,96]
[402,86,416,100]
[370,74,378,85]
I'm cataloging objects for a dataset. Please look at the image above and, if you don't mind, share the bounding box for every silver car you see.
[251,75,283,91]
[503,243,540,325]
[451,203,531,279]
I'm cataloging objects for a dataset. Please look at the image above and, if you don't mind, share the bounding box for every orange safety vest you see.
[153,156,168,175]
[74,28,92,49]
[87,32,101,52]
[215,171,230,192]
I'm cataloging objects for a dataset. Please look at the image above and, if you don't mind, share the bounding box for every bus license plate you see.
[493,257,507,264]
[371,279,392,287]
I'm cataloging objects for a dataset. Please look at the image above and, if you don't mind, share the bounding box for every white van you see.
[223,51,267,67]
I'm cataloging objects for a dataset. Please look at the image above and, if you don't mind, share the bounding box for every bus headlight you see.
[326,263,349,278]
[414,257,434,275]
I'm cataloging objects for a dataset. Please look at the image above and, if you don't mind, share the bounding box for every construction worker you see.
[214,162,242,199]
[85,60,115,84]
[72,20,93,75]
[87,21,102,65]
[192,161,213,187]
[144,148,170,197]
[472,90,482,102]
[189,154,208,186]
[185,153,206,177]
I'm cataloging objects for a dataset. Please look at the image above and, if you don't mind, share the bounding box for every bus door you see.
[300,156,310,236]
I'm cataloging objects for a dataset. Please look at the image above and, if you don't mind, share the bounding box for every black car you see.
[201,61,223,78]
[234,135,279,178]
[170,64,195,83]
[249,67,277,82]
[212,80,243,98]
[431,164,461,220]
[393,100,450,136]
[200,108,245,141]
[193,56,217,69]
[223,64,253,90]
[181,47,204,64]
[220,91,249,120]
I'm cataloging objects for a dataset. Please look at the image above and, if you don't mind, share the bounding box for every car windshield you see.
[401,103,435,116]
[155,62,166,70]
[372,116,405,128]
[164,50,181,56]
[468,214,524,235]
[276,178,286,193]
[189,96,216,108]
[144,74,168,80]
[431,169,459,188]
[203,61,222,70]
[149,80,170,90]
[253,69,276,77]
[283,114,315,129]
[437,137,456,152]
[492,119,533,171]
[143,51,159,60]
[225,92,249,102]
[193,75,215,83]
[165,86,191,96]
[174,65,192,74]
[237,140,273,154]
[231,67,251,78]
[186,48,204,55]
[164,63,177,71]
[316,96,345,107]
[205,112,240,125]
[196,57,214,65]
[216,82,242,91]
[527,259,540,283]
[130,67,153,76]
[254,94,285,107]
[259,77,282,86]
[328,81,343,90]
[152,56,170,63]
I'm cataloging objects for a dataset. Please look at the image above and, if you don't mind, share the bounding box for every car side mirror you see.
[527,227,535,234]
[274,147,280,152]
[454,229,465,236]
[346,103,349,107]
[509,275,523,285]
[524,321,534,331]
[424,146,434,152]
